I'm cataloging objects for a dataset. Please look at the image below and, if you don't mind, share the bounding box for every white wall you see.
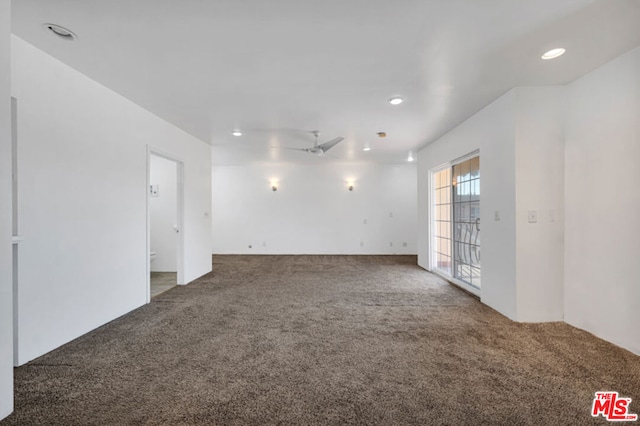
[418,47,640,355]
[418,87,566,322]
[150,154,178,272]
[212,163,417,254]
[417,91,518,319]
[514,87,565,322]
[0,0,13,419]
[11,36,212,365]
[565,46,640,355]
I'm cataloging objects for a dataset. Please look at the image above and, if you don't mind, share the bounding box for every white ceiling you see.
[11,0,640,165]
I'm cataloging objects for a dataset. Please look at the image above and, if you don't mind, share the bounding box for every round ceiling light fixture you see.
[388,96,404,105]
[43,23,77,41]
[541,48,566,60]
[232,130,243,136]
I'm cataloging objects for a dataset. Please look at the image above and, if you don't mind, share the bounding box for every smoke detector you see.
[43,23,77,41]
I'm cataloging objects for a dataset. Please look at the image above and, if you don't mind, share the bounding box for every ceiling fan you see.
[274,130,344,156]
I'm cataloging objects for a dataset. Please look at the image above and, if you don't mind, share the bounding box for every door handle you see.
[475,218,480,232]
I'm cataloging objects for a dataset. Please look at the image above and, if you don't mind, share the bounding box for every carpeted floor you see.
[2,255,639,425]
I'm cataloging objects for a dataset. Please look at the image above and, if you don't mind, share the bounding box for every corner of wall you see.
[11,35,214,365]
[563,45,640,355]
[513,86,565,322]
[418,90,518,321]
[0,0,14,419]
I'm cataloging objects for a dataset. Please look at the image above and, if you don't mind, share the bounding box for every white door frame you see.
[146,146,185,303]
[428,150,481,298]
[11,97,21,365]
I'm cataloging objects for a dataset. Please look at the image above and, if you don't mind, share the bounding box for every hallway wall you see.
[11,36,212,365]
[0,0,13,419]
[564,45,640,355]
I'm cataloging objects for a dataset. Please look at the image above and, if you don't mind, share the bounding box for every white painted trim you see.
[451,149,480,168]
[11,97,19,367]
[146,147,151,303]
[175,161,185,286]
[432,269,481,298]
[11,97,17,237]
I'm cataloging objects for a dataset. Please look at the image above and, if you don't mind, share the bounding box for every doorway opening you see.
[430,152,480,296]
[147,149,184,301]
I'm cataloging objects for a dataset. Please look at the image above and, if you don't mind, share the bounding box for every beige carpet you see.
[2,255,639,425]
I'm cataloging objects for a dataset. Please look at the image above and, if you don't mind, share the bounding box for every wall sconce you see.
[270,180,279,191]
[346,180,355,191]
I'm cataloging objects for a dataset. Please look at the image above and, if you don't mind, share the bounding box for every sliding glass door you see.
[452,157,480,288]
[432,168,452,276]
[431,154,480,291]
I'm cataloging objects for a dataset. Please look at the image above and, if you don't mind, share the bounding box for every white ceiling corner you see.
[11,0,640,165]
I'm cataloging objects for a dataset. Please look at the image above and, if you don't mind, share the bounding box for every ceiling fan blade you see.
[318,137,344,153]
[271,146,310,152]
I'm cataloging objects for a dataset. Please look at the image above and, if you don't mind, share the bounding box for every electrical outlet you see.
[360,241,364,247]
[402,242,407,247]
[389,242,393,247]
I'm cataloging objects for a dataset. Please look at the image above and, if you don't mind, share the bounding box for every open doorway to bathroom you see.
[147,149,184,300]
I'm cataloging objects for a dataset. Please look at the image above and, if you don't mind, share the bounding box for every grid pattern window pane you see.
[432,169,451,276]
[452,157,480,289]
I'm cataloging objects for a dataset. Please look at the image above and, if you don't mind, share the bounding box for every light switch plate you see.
[528,210,537,223]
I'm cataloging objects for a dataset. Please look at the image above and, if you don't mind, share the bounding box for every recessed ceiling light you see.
[388,97,404,105]
[43,23,77,41]
[232,130,243,136]
[363,146,371,152]
[407,152,415,162]
[541,48,566,60]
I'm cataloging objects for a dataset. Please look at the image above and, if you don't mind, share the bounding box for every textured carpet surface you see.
[3,255,639,425]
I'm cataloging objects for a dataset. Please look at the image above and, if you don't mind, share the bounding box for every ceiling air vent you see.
[43,23,77,41]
